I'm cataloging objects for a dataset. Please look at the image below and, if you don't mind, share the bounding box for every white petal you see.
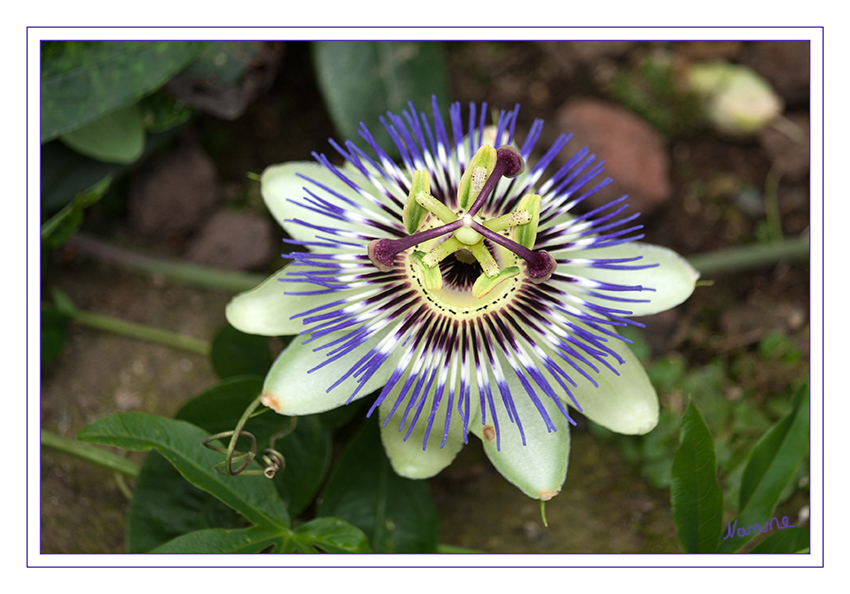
[261,161,398,243]
[378,379,470,479]
[469,353,571,501]
[553,241,699,317]
[566,331,659,435]
[225,265,352,337]
[261,326,401,416]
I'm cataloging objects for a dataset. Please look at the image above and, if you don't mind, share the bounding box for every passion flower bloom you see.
[226,99,698,500]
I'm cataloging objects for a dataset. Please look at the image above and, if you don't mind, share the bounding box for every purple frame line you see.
[27,27,824,569]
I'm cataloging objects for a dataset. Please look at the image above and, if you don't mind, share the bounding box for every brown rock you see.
[129,142,220,238]
[184,210,274,270]
[556,100,671,215]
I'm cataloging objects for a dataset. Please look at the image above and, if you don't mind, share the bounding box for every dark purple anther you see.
[466,145,525,218]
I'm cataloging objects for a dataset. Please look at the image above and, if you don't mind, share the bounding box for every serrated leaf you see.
[289,517,371,553]
[78,412,290,529]
[151,524,285,554]
[311,41,448,152]
[41,40,206,142]
[317,417,438,553]
[717,384,809,553]
[671,401,724,553]
[59,104,145,164]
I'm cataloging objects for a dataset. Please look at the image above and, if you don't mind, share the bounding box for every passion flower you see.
[226,98,698,499]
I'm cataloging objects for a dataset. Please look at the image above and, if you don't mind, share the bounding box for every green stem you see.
[764,164,784,243]
[436,544,485,554]
[41,429,140,478]
[686,232,809,277]
[67,234,265,293]
[71,308,211,356]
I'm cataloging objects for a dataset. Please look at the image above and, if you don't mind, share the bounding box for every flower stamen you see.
[367,143,553,286]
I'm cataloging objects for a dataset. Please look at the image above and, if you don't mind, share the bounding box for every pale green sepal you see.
[566,328,659,435]
[403,171,430,234]
[512,193,541,250]
[261,162,388,242]
[457,145,497,209]
[553,241,699,317]
[470,376,571,501]
[378,382,470,479]
[261,327,400,416]
[225,266,349,336]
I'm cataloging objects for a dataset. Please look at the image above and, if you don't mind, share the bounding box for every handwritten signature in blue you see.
[723,516,794,540]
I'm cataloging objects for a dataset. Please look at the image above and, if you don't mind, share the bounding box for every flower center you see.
[367,144,557,299]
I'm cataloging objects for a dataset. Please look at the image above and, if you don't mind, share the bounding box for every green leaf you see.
[748,526,809,554]
[137,91,194,133]
[210,324,275,380]
[41,128,181,213]
[176,378,332,517]
[311,41,449,152]
[178,41,259,86]
[40,304,69,365]
[671,401,724,553]
[127,451,244,553]
[59,104,145,164]
[717,384,809,553]
[289,517,371,553]
[317,417,439,553]
[41,40,206,142]
[151,524,284,554]
[41,174,112,247]
[78,413,290,529]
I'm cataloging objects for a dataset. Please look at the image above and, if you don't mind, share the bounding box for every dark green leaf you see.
[311,41,449,152]
[138,91,194,133]
[740,384,810,510]
[178,41,259,86]
[176,377,331,516]
[78,413,290,529]
[671,401,724,553]
[41,175,112,248]
[41,128,181,213]
[717,384,809,553]
[59,104,145,164]
[151,524,285,554]
[748,526,809,554]
[127,451,243,553]
[41,40,206,142]
[210,324,275,380]
[41,305,69,365]
[289,517,371,553]
[318,417,439,553]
